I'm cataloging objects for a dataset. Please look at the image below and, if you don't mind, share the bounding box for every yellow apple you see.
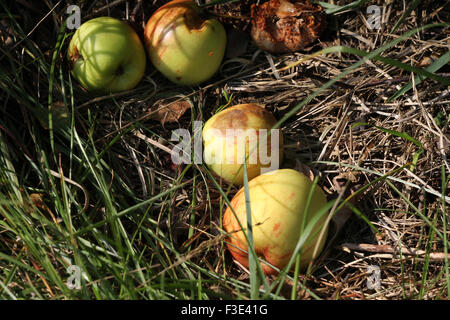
[202,103,283,185]
[143,0,226,85]
[223,169,329,275]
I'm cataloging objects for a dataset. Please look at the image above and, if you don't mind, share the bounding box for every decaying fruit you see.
[250,0,327,54]
[144,0,227,85]
[223,169,329,275]
[202,103,283,185]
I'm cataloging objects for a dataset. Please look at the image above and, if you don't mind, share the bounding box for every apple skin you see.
[144,0,226,85]
[202,103,284,185]
[68,17,146,93]
[223,169,329,275]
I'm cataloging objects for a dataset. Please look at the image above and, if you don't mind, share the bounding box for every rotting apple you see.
[223,169,329,275]
[202,103,284,186]
[68,17,146,93]
[144,0,227,85]
[250,0,327,53]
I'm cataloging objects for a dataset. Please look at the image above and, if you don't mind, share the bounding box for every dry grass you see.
[0,0,449,300]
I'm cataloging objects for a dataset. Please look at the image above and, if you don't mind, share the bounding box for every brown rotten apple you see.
[144,0,227,85]
[251,0,327,53]
[223,169,329,275]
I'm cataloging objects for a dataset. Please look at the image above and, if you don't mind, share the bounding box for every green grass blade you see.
[242,157,259,299]
[316,0,371,14]
[391,0,422,33]
[386,180,448,245]
[352,122,424,171]
[389,50,450,101]
[201,164,270,291]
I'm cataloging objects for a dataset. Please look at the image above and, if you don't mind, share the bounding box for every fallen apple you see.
[202,103,283,185]
[223,169,329,275]
[144,0,227,85]
[68,17,146,93]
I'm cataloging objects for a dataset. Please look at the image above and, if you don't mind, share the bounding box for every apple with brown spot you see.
[143,0,226,85]
[202,103,283,185]
[223,169,329,275]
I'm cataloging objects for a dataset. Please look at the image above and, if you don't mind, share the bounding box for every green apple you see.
[223,169,329,275]
[144,0,226,85]
[203,103,283,185]
[68,17,146,93]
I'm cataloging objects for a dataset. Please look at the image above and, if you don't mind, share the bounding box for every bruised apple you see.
[223,169,329,275]
[202,103,283,185]
[144,0,227,85]
[68,17,146,93]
